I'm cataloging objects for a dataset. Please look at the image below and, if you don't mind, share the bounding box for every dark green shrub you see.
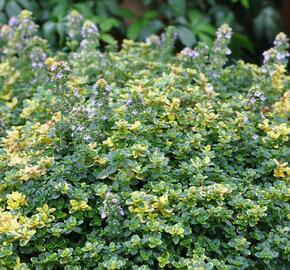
[0,10,289,270]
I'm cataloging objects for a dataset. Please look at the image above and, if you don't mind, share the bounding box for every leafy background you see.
[0,0,288,62]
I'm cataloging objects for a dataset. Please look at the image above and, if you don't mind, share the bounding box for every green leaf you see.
[143,10,158,20]
[99,17,120,32]
[74,3,94,18]
[177,26,196,47]
[188,9,202,27]
[127,21,142,40]
[197,32,214,45]
[108,5,134,19]
[0,0,5,11]
[241,0,249,9]
[51,3,68,21]
[101,33,116,45]
[168,0,185,16]
[196,24,216,36]
[210,5,235,26]
[233,33,254,53]
[186,10,215,45]
[95,165,117,179]
[56,22,66,46]
[17,0,33,10]
[0,11,6,23]
[42,21,56,39]
[253,6,282,41]
[5,0,21,17]
[231,0,249,8]
[106,165,117,175]
[140,20,164,39]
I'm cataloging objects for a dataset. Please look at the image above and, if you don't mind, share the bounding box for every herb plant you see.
[0,10,289,270]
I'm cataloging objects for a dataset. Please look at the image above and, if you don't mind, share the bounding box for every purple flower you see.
[276,52,290,61]
[66,10,83,40]
[81,21,99,39]
[86,107,95,117]
[74,125,84,132]
[105,85,111,93]
[9,17,18,27]
[80,39,89,49]
[225,32,232,39]
[84,134,92,142]
[180,47,199,58]
[263,51,270,62]
[125,97,132,106]
[225,48,232,55]
[254,91,262,97]
[73,89,79,97]
[50,65,57,72]
[28,24,35,31]
[16,43,23,50]
[30,49,47,70]
[250,97,256,104]
[55,73,63,79]
[252,134,259,140]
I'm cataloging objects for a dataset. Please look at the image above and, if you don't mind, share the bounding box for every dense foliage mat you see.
[0,10,289,270]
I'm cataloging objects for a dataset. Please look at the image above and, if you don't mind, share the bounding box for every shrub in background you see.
[0,0,287,61]
[0,10,290,270]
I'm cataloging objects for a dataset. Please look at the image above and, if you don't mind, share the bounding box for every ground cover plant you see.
[0,10,289,270]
